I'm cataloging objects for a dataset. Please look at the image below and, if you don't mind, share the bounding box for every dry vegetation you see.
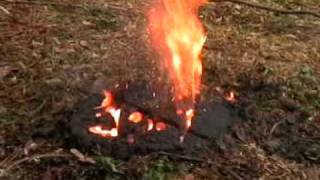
[0,0,319,179]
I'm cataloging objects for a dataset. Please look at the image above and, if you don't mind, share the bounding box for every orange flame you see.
[128,112,144,123]
[148,0,207,130]
[89,91,121,138]
[100,90,113,108]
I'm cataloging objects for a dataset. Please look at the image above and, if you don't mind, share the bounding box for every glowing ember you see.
[89,125,118,137]
[148,0,207,131]
[147,119,154,131]
[155,122,167,131]
[225,91,236,102]
[176,109,183,116]
[128,112,144,123]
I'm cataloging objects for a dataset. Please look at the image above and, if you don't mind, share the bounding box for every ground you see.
[0,0,319,179]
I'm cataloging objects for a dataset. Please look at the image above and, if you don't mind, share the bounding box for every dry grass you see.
[0,0,319,179]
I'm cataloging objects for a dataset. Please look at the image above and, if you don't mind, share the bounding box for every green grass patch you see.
[143,159,176,180]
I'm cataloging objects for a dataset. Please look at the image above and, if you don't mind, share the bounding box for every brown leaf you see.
[82,20,92,26]
[79,40,89,47]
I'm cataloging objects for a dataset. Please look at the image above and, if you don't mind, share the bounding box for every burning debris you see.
[69,81,238,158]
[68,0,238,157]
[87,89,169,140]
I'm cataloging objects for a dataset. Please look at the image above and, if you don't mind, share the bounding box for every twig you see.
[0,4,10,15]
[211,0,320,19]
[157,151,213,164]
[0,154,18,168]
[269,120,285,136]
[0,4,20,22]
[1,153,72,177]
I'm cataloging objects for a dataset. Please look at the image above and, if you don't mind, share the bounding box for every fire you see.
[147,119,154,131]
[100,90,113,108]
[155,122,167,131]
[148,0,207,130]
[225,91,236,102]
[89,90,171,139]
[128,112,144,123]
[89,0,207,140]
[89,125,118,137]
[185,109,194,128]
[89,91,121,138]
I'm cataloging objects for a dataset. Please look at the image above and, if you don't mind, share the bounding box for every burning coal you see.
[148,0,207,131]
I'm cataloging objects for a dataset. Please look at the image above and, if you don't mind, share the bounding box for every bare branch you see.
[0,4,24,23]
[1,153,72,177]
[211,0,320,18]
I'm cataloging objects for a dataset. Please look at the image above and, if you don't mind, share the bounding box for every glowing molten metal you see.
[148,0,207,130]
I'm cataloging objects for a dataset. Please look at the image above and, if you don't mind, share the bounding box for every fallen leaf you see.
[79,40,89,47]
[91,52,100,58]
[45,78,64,88]
[82,20,92,26]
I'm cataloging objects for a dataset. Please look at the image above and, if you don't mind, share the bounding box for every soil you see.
[0,0,319,179]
